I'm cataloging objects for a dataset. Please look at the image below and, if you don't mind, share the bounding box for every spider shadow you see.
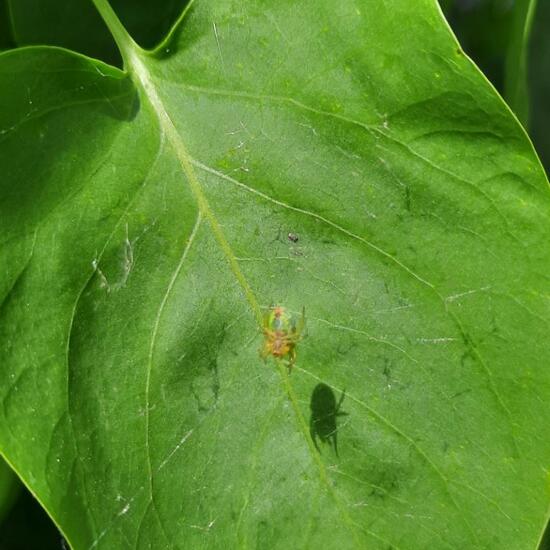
[309,383,348,457]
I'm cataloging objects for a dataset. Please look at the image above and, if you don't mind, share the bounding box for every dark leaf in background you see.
[4,0,188,66]
[0,459,19,526]
[503,0,536,126]
[0,0,15,50]
[528,0,550,171]
[6,0,121,66]
[442,0,514,92]
[0,482,61,550]
[442,0,550,173]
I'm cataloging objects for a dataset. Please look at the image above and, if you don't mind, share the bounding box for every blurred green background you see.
[0,0,549,548]
[443,0,550,174]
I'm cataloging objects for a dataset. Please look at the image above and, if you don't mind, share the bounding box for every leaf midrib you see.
[89,0,373,545]
[127,47,371,546]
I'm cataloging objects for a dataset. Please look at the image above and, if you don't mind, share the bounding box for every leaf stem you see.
[91,0,138,66]
[92,0,264,326]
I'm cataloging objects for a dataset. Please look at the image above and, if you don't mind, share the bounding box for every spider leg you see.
[286,332,302,343]
[260,330,273,361]
[286,347,296,372]
[310,421,321,453]
[295,306,306,335]
[336,389,347,411]
[332,431,339,458]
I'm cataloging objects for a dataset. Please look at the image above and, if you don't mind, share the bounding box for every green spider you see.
[260,305,305,371]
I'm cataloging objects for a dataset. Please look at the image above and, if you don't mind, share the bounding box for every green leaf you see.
[1,1,550,548]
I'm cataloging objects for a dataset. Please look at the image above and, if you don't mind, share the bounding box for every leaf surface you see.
[1,1,550,548]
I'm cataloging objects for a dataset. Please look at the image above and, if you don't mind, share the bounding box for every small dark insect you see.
[309,383,348,456]
[287,232,299,243]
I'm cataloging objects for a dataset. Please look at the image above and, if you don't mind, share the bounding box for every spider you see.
[260,305,305,372]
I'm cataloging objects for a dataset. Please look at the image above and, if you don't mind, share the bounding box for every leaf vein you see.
[144,212,202,546]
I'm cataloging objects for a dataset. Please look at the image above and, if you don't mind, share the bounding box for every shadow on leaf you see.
[309,383,348,457]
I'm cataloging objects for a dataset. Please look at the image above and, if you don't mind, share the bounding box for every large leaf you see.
[1,0,550,548]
